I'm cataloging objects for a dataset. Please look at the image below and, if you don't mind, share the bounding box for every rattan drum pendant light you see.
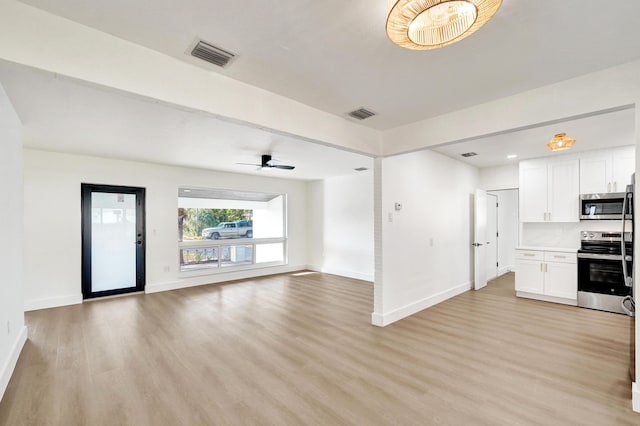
[386,0,502,50]
[547,133,576,151]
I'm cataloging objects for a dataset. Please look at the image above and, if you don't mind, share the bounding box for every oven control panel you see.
[581,231,631,242]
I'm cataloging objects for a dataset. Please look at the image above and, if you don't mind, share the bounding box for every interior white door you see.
[474,189,488,290]
[485,194,498,281]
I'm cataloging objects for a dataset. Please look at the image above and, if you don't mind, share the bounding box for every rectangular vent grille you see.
[348,108,376,120]
[461,152,478,157]
[191,41,236,68]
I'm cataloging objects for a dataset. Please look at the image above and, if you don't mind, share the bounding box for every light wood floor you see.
[1,272,639,425]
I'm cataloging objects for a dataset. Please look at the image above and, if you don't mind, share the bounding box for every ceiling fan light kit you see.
[386,0,502,50]
[546,133,576,152]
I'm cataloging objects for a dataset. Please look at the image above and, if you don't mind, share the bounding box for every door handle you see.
[136,241,143,245]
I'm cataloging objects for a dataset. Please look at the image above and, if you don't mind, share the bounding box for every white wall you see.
[480,164,519,191]
[22,149,308,309]
[373,150,480,326]
[0,84,26,401]
[488,189,519,275]
[307,171,374,281]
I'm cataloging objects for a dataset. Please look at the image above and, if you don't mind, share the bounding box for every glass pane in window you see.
[178,189,286,241]
[252,195,284,239]
[180,247,219,272]
[220,245,254,268]
[255,243,284,263]
[179,208,252,242]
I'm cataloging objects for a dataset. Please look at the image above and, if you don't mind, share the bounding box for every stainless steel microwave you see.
[580,192,632,220]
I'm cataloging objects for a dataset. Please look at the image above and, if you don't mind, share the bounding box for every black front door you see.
[81,184,145,299]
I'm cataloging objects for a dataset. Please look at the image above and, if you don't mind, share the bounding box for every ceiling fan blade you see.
[271,164,295,170]
[236,162,262,166]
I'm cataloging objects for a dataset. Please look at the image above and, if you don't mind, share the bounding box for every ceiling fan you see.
[237,154,295,170]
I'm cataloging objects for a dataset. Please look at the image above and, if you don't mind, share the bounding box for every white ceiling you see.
[17,0,640,130]
[0,60,372,181]
[432,107,636,168]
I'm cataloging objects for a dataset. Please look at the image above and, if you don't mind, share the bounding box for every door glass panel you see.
[91,192,137,292]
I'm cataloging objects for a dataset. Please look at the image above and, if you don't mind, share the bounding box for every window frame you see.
[177,188,288,275]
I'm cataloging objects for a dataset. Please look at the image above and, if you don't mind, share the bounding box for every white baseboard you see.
[146,264,308,294]
[0,325,27,401]
[24,294,82,312]
[371,312,385,327]
[371,281,472,327]
[320,268,373,282]
[497,265,514,276]
[306,265,373,282]
[633,382,640,413]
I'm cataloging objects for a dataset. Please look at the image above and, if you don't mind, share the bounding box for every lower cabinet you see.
[515,249,577,305]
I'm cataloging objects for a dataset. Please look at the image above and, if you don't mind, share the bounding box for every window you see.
[178,187,286,272]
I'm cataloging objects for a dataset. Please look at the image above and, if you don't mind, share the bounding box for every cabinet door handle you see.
[544,263,548,272]
[608,182,611,193]
[524,253,536,257]
[553,255,566,259]
[614,182,617,192]
[540,263,543,272]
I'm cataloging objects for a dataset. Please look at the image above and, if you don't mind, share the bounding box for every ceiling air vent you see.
[347,108,377,121]
[461,152,478,157]
[190,40,236,68]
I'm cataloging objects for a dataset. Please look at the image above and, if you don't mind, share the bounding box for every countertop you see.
[516,246,579,253]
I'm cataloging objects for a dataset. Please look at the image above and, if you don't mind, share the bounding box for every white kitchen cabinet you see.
[519,159,579,222]
[579,145,635,194]
[514,259,544,294]
[611,146,635,192]
[515,249,577,305]
[519,160,548,222]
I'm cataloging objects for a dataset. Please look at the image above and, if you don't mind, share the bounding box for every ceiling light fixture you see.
[547,133,576,151]
[507,154,518,159]
[386,0,502,50]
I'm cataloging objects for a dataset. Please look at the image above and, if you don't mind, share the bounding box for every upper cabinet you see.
[520,158,579,222]
[579,146,635,194]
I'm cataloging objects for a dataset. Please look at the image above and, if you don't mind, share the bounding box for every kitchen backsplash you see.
[521,220,632,248]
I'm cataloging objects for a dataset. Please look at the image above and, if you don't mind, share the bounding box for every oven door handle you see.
[577,253,624,261]
[621,295,635,317]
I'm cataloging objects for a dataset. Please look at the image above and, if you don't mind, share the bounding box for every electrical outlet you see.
[388,212,393,222]
[163,265,171,273]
